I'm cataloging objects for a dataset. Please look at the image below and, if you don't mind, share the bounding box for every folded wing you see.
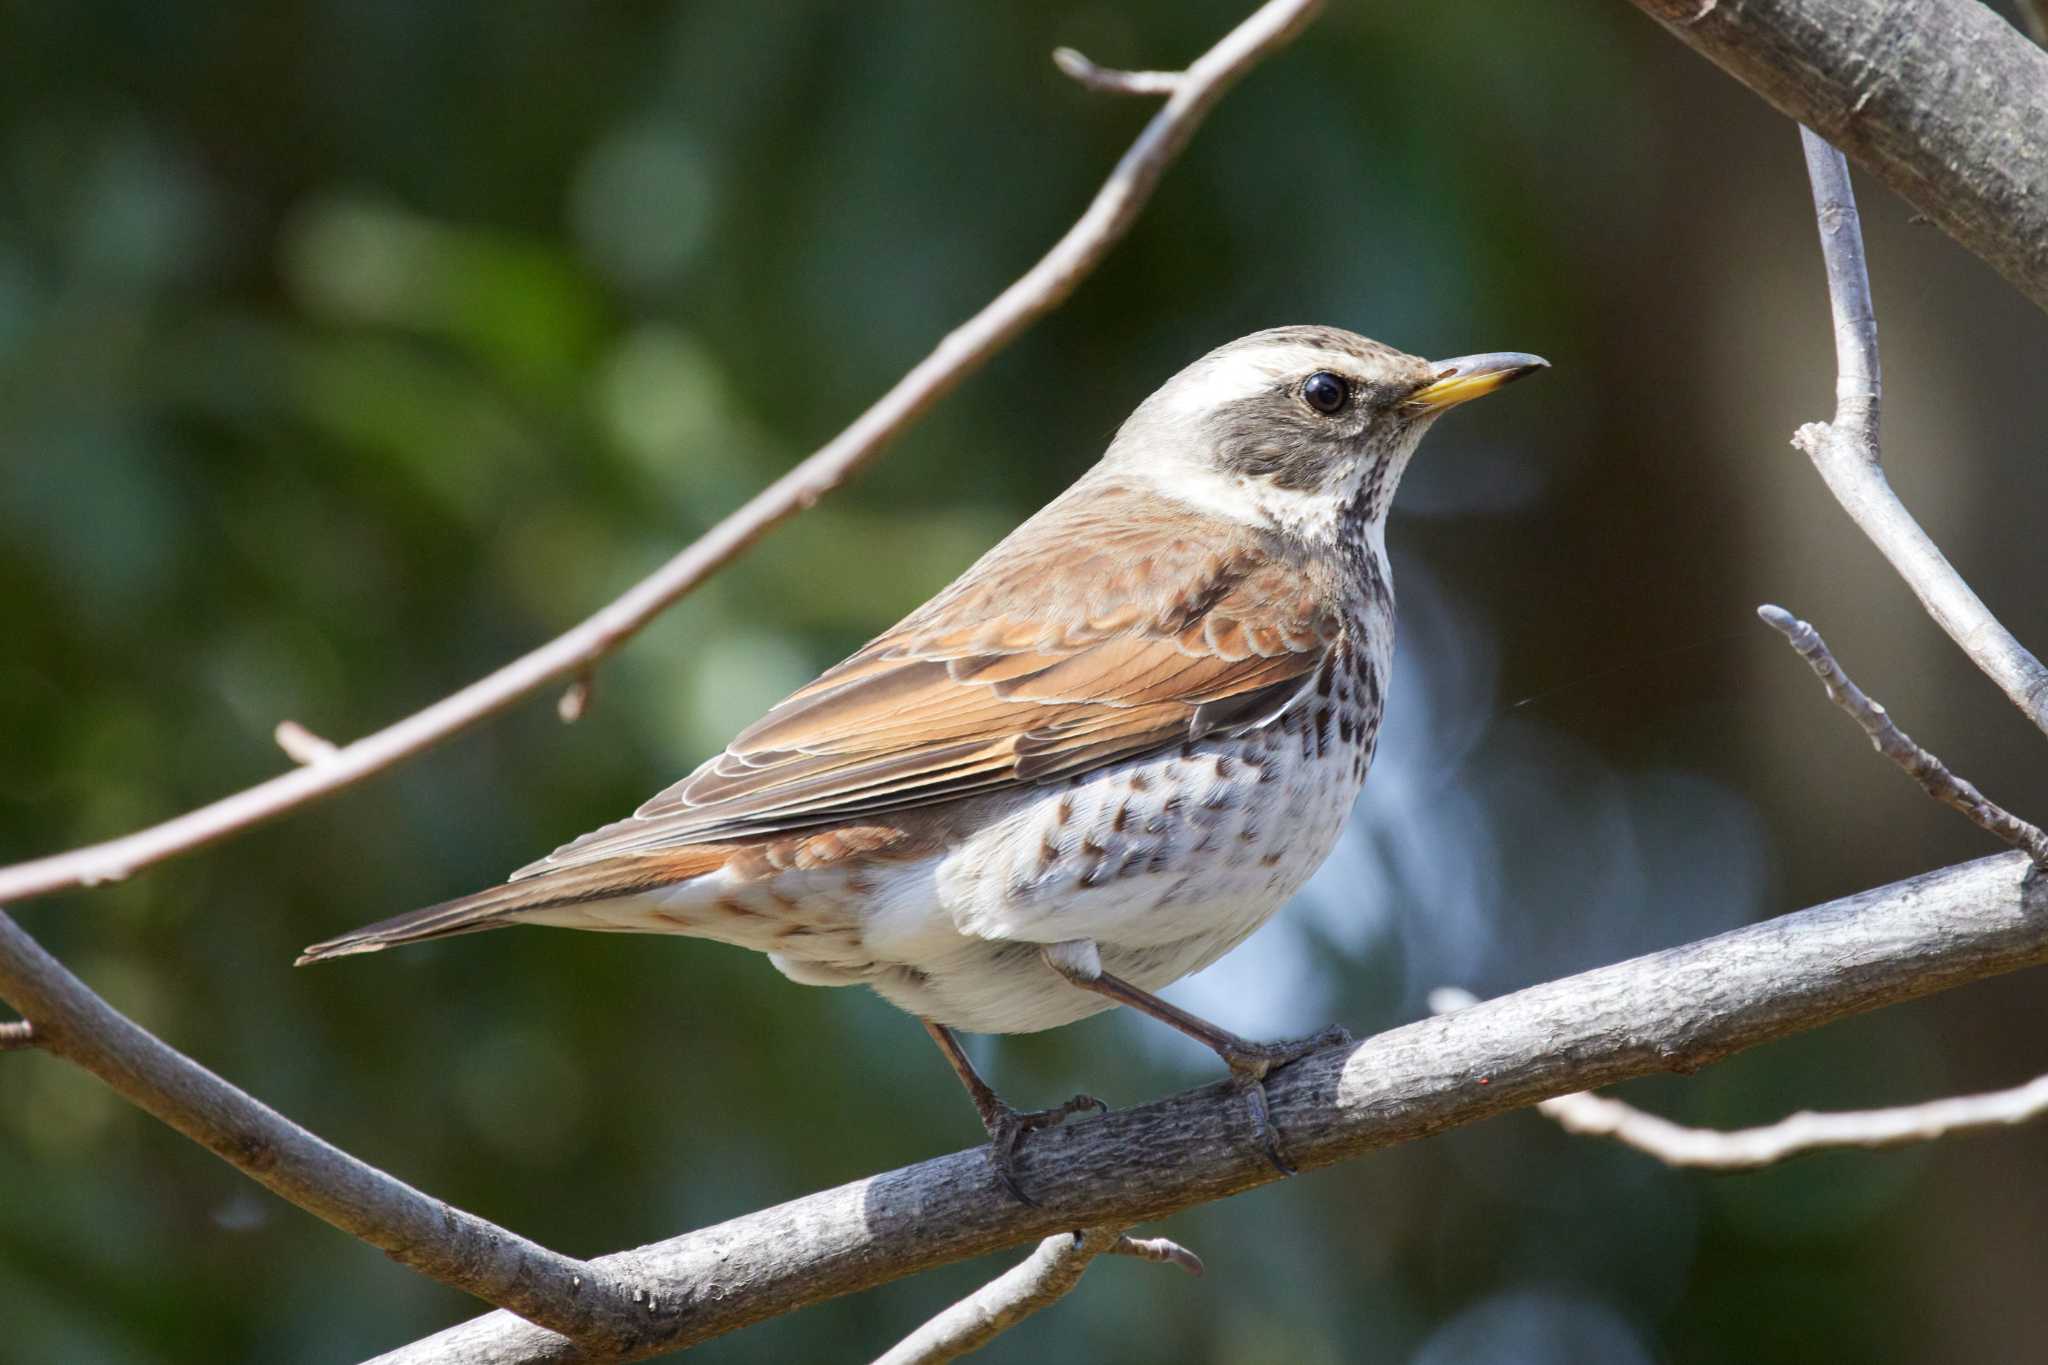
[515,479,1343,879]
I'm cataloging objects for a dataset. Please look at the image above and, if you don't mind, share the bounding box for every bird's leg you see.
[1039,939,1351,1174]
[921,1018,1105,1206]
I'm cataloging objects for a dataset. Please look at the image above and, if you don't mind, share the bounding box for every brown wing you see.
[514,477,1341,879]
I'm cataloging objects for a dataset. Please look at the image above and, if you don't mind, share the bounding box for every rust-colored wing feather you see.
[514,478,1342,879]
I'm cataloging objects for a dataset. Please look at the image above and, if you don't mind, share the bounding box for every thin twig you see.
[0,1018,36,1051]
[1757,605,2048,870]
[0,0,1325,909]
[1431,988,2048,1170]
[0,912,661,1349]
[871,1226,1193,1365]
[1529,1077,2048,1170]
[376,850,2048,1365]
[1790,128,2048,740]
[1053,47,1184,96]
[273,720,339,765]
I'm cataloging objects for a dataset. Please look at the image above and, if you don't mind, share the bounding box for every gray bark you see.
[1626,0,2048,313]
[375,851,2048,1364]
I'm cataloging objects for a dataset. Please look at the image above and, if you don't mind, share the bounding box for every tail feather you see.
[295,847,731,966]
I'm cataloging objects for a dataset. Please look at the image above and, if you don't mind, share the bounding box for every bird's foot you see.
[979,1093,1108,1206]
[1216,1025,1354,1175]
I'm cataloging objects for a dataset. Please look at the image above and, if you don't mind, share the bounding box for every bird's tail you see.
[295,848,730,966]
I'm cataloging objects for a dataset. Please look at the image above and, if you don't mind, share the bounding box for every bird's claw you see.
[983,1093,1108,1206]
[1218,1024,1353,1175]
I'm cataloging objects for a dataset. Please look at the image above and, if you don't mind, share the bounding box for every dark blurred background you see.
[5,2,2048,1361]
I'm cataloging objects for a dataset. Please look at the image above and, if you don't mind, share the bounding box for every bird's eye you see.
[1302,371,1350,415]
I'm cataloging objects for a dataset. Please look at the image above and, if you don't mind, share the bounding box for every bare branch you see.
[872,1227,1133,1365]
[273,720,338,765]
[1624,0,2048,313]
[1757,605,2048,870]
[374,851,2048,1364]
[1785,128,2048,741]
[1053,47,1184,96]
[0,0,1326,909]
[1430,987,2048,1169]
[0,1018,36,1051]
[0,912,671,1351]
[1531,1076,2048,1170]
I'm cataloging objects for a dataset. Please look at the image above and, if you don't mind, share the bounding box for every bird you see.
[298,326,1546,1200]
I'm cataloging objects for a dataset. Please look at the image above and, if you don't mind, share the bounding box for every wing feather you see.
[514,478,1348,879]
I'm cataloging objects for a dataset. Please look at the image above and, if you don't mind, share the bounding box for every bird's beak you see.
[1405,352,1550,413]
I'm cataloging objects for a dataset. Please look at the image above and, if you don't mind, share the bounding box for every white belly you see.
[841,707,1374,1034]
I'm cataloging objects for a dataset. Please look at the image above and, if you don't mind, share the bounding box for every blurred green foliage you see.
[6,2,2048,1362]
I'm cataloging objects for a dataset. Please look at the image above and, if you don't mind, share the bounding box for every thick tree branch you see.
[870,1226,1199,1365]
[1785,127,2048,740]
[1757,605,2048,869]
[0,0,1324,909]
[0,912,669,1350]
[372,851,2048,1365]
[1624,0,2048,313]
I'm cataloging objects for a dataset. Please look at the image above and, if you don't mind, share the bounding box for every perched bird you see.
[300,326,1545,1198]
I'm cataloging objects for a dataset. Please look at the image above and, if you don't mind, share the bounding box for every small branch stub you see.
[1757,604,2048,873]
[1052,47,1185,96]
[0,1018,38,1051]
[557,670,595,725]
[273,720,338,766]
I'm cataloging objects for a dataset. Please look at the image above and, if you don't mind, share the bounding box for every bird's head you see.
[1105,325,1546,541]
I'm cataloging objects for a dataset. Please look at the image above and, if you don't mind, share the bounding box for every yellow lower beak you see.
[1405,352,1549,413]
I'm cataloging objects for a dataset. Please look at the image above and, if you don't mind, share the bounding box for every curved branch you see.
[1757,604,2048,868]
[1532,1075,2048,1170]
[1626,0,2048,313]
[372,851,2048,1364]
[0,912,664,1350]
[1429,986,2048,1169]
[0,0,1326,909]
[1781,128,2048,740]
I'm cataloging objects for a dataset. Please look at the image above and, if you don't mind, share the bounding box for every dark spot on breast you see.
[1112,803,1131,834]
[1214,754,1236,779]
[1260,851,1284,867]
[1081,837,1108,859]
[1039,838,1061,869]
[1129,772,1152,793]
[1056,796,1074,825]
